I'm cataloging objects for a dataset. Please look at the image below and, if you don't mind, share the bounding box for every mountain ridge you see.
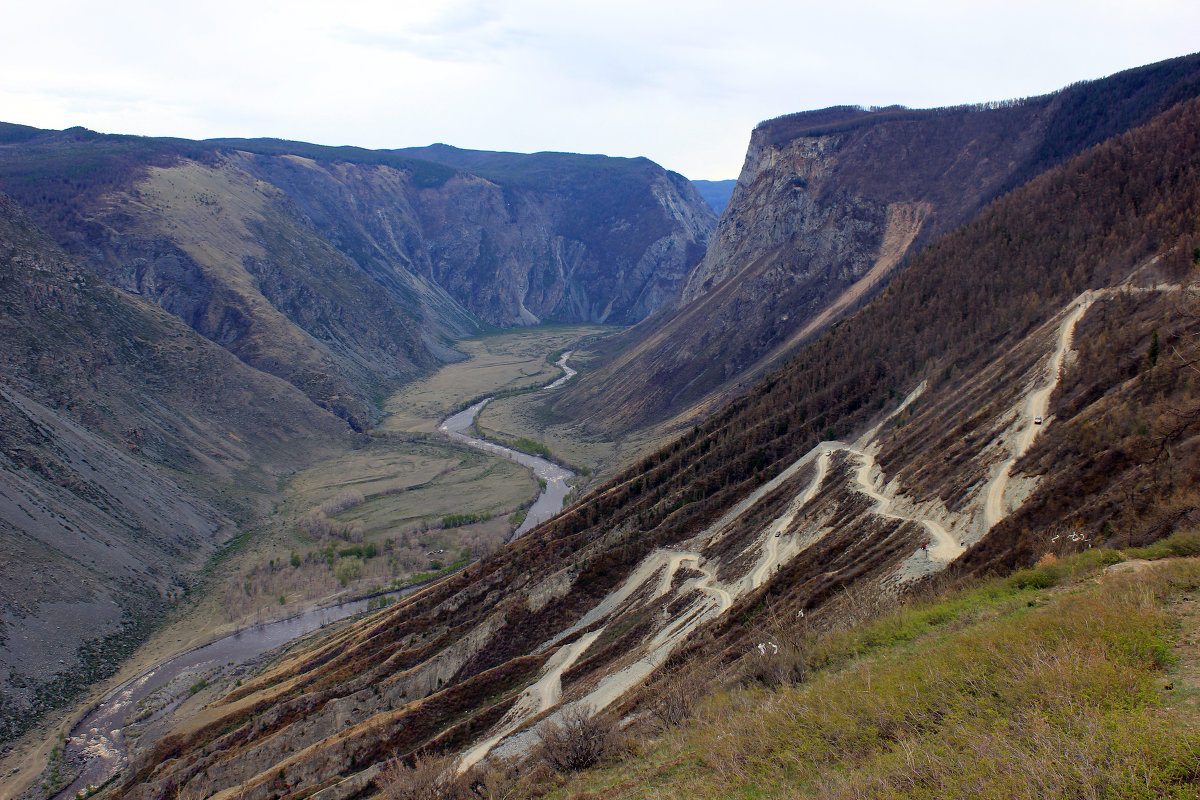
[0,130,716,429]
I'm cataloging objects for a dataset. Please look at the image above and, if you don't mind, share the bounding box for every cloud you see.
[3,0,1200,178]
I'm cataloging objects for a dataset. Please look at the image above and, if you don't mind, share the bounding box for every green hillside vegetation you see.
[534,549,1200,800]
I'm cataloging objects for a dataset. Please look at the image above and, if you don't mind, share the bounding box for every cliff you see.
[552,53,1200,436]
[0,134,716,429]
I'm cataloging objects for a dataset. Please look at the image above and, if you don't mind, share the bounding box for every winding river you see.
[439,351,578,538]
[50,351,580,798]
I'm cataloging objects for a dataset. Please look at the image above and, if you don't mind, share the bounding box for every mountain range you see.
[3,50,1200,800]
[0,135,714,742]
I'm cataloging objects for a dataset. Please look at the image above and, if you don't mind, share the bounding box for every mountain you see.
[690,178,737,214]
[552,53,1200,437]
[0,194,351,742]
[108,66,1200,800]
[0,133,714,748]
[0,132,716,430]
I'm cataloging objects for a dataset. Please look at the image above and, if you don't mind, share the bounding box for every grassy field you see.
[480,539,1200,799]
[382,325,613,434]
[211,325,621,624]
[476,391,673,484]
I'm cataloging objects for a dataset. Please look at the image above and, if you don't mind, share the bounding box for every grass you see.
[540,553,1200,799]
[380,325,611,435]
[1125,529,1200,561]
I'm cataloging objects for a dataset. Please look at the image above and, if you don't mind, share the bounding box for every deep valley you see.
[4,50,1200,800]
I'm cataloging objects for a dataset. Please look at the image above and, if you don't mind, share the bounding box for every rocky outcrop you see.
[0,134,716,427]
[553,52,1200,435]
[389,145,716,326]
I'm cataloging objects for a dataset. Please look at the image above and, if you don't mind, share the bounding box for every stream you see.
[438,350,577,538]
[50,350,580,798]
[53,587,420,799]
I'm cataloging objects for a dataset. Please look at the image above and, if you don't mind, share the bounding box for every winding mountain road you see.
[983,290,1100,530]
[466,288,1181,770]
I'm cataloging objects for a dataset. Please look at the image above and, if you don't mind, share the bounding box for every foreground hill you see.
[104,66,1200,800]
[0,195,351,742]
[0,130,715,430]
[554,52,1200,436]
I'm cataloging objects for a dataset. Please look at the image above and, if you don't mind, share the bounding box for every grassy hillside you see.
[536,549,1200,799]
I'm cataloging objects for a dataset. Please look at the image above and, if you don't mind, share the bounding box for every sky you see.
[3,1,1199,180]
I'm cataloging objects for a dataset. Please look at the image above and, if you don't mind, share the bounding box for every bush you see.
[1126,528,1200,560]
[320,489,365,515]
[535,708,626,773]
[335,556,363,587]
[378,753,458,800]
[741,641,810,688]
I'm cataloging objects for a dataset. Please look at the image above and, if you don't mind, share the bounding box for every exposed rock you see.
[554,53,1200,435]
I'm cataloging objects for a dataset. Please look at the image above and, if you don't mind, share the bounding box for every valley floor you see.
[0,324,619,800]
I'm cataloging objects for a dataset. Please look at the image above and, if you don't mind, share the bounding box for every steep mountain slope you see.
[0,195,351,742]
[0,131,715,430]
[690,178,736,214]
[554,52,1200,435]
[107,74,1200,800]
[388,144,716,325]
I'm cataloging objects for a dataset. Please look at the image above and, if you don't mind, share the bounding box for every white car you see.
[1033,416,1043,425]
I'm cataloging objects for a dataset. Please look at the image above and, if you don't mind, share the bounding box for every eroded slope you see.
[0,195,350,742]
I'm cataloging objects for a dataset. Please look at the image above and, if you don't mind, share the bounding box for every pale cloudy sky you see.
[3,1,1198,179]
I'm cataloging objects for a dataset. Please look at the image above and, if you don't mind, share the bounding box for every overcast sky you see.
[3,1,1198,179]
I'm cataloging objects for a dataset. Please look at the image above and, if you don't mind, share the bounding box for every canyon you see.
[3,51,1200,800]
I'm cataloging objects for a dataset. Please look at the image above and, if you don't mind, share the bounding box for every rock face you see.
[0,133,715,430]
[390,145,716,326]
[0,194,350,741]
[553,52,1200,435]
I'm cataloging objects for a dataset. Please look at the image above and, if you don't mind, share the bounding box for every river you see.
[438,350,578,537]
[53,587,420,799]
[50,350,580,798]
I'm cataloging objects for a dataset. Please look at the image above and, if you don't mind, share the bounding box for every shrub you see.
[535,708,626,773]
[1126,528,1200,560]
[378,753,458,800]
[320,488,365,515]
[335,556,363,587]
